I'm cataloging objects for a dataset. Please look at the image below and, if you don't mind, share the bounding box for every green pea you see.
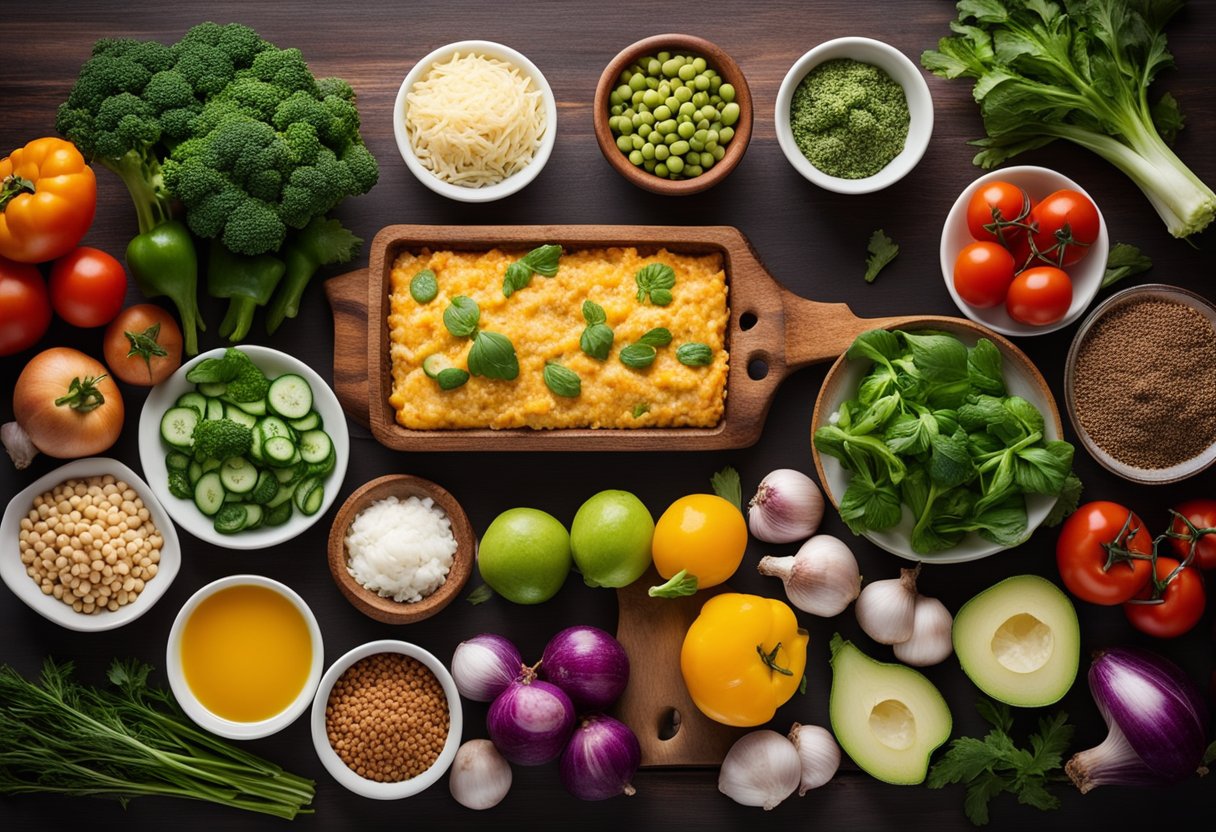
[640,111,655,126]
[677,121,695,139]
[686,164,702,176]
[678,101,696,117]
[633,134,646,150]
[607,115,619,132]
[616,84,632,100]
[655,162,669,177]
[628,149,644,165]
[696,119,710,131]
[719,126,735,143]
[700,151,715,167]
[637,123,652,139]
[647,58,662,75]
[617,119,633,136]
[658,82,671,97]
[709,94,722,106]
[674,85,692,103]
[653,105,672,121]
[657,51,671,62]
[689,137,704,152]
[664,132,678,145]
[712,144,725,161]
[609,91,623,106]
[641,142,656,159]
[631,113,644,128]
[654,143,670,160]
[616,135,632,153]
[693,129,708,143]
[642,89,663,109]
[670,140,690,156]
[643,158,656,172]
[694,74,710,91]
[622,108,636,120]
[665,96,680,111]
[610,104,623,116]
[629,73,647,91]
[657,118,677,134]
[667,156,684,174]
[620,70,632,85]
[721,102,740,127]
[705,129,718,144]
[646,76,660,90]
[677,63,696,81]
[692,56,707,73]
[710,75,722,91]
[719,83,736,103]
[662,58,682,77]
[692,91,709,108]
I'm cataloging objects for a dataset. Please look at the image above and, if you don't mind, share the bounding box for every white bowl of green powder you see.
[775,37,933,194]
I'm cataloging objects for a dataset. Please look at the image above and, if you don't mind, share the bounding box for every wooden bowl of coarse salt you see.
[327,475,475,624]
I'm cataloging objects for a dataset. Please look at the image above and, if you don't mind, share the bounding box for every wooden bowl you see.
[327,475,475,624]
[593,34,753,195]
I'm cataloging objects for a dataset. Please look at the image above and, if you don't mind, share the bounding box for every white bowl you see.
[311,640,463,799]
[166,574,324,740]
[0,457,181,632]
[941,165,1109,337]
[775,37,933,194]
[138,345,349,550]
[393,40,557,203]
[816,325,1062,564]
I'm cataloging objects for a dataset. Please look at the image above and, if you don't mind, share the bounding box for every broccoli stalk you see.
[265,217,361,334]
[207,239,285,342]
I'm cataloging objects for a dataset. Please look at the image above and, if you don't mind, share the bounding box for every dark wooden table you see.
[2,1,1214,829]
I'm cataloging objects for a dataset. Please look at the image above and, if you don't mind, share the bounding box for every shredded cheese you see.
[405,52,547,188]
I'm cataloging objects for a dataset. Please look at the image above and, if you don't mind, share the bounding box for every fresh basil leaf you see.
[1014,441,1074,495]
[1044,472,1083,527]
[619,343,657,369]
[676,342,713,366]
[635,262,676,304]
[468,330,518,380]
[902,331,968,383]
[443,296,480,338]
[1004,396,1045,437]
[436,368,469,390]
[1102,242,1152,289]
[580,323,614,360]
[543,362,581,397]
[968,339,1006,396]
[502,261,533,297]
[582,299,607,325]
[863,229,899,283]
[649,288,673,306]
[521,244,562,277]
[839,475,903,533]
[711,466,743,513]
[410,269,438,303]
[638,327,672,347]
[847,329,902,366]
[929,430,976,489]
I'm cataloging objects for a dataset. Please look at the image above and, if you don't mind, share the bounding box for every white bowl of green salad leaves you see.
[775,37,933,194]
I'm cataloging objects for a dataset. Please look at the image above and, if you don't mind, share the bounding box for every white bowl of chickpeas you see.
[310,640,463,799]
[0,457,180,632]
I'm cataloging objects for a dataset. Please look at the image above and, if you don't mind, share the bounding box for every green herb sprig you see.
[1102,243,1152,289]
[635,263,675,305]
[503,244,562,297]
[579,300,615,360]
[442,297,519,381]
[677,342,713,366]
[864,229,899,283]
[543,362,581,397]
[619,328,674,370]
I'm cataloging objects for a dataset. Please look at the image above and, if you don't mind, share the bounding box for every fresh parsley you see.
[503,244,562,297]
[928,700,1074,827]
[443,296,480,338]
[635,262,675,305]
[1102,242,1152,289]
[864,229,899,283]
[579,300,614,360]
[677,342,713,366]
[467,331,519,380]
[711,465,742,513]
[410,269,438,303]
[543,362,581,397]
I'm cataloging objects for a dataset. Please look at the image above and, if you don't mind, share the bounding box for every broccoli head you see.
[191,418,252,462]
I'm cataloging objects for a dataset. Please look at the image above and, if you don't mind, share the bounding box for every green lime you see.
[570,490,655,588]
[478,508,572,604]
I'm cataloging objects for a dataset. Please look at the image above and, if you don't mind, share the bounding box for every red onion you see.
[487,665,575,765]
[452,634,523,702]
[540,625,630,711]
[559,715,641,800]
[1066,647,1210,792]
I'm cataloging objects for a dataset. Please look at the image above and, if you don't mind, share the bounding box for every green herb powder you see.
[790,59,910,179]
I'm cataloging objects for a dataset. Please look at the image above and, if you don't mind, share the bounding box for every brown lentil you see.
[1073,298,1216,469]
[17,476,163,614]
[325,652,449,782]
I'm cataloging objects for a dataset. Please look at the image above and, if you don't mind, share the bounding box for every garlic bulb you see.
[757,535,860,617]
[892,594,954,667]
[788,723,841,795]
[718,729,801,810]
[449,739,513,810]
[748,469,825,543]
[855,565,921,645]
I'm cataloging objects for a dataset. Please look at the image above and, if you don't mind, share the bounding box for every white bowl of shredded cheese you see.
[394,40,557,202]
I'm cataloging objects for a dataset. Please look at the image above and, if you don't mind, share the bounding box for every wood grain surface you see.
[2,1,1215,830]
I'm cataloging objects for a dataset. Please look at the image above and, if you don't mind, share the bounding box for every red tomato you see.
[0,256,52,355]
[1029,189,1100,267]
[49,246,127,328]
[1168,499,1216,570]
[1057,501,1154,605]
[966,180,1032,248]
[1006,266,1072,326]
[1124,557,1206,638]
[954,242,1016,308]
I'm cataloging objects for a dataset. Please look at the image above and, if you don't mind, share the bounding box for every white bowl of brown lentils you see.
[0,457,180,632]
[311,639,463,799]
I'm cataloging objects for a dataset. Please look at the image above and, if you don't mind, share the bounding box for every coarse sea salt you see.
[345,495,457,603]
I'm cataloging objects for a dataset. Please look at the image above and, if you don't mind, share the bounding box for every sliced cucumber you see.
[294,477,323,515]
[264,501,292,526]
[288,411,322,432]
[266,480,297,508]
[307,448,336,478]
[198,381,228,397]
[219,457,258,494]
[422,354,454,379]
[249,426,264,463]
[202,458,223,473]
[251,470,278,504]
[258,416,291,443]
[230,396,267,416]
[187,460,203,487]
[204,398,224,421]
[166,450,191,472]
[224,405,258,429]
[267,374,313,420]
[213,503,247,534]
[193,472,225,517]
[168,471,191,500]
[301,485,323,515]
[242,503,264,530]
[160,407,199,449]
[176,392,207,415]
[273,463,302,484]
[263,435,296,465]
[298,430,332,464]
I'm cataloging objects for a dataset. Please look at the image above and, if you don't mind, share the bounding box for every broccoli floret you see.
[222,198,286,256]
[316,76,354,101]
[191,418,252,461]
[248,48,318,95]
[226,360,271,402]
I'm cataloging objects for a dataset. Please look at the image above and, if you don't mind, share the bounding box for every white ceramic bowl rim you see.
[940,165,1109,337]
[137,345,349,550]
[393,40,558,203]
[0,457,181,632]
[310,639,463,800]
[774,36,934,194]
[166,574,324,740]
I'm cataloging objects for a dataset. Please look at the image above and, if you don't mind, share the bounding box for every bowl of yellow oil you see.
[167,575,323,739]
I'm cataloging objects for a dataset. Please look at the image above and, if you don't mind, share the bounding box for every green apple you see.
[570,490,654,588]
[478,508,572,604]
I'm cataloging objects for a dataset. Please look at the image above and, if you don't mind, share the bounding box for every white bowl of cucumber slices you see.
[138,346,349,550]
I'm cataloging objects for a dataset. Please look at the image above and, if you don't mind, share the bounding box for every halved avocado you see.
[829,634,952,785]
[953,574,1080,708]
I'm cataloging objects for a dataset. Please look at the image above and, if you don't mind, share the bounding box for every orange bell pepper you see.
[0,137,96,263]
[680,593,809,727]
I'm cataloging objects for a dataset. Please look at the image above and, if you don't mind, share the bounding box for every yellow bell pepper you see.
[680,593,808,727]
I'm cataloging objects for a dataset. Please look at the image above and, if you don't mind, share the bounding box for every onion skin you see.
[541,625,630,712]
[559,715,641,801]
[487,670,575,766]
[1067,648,1209,792]
[452,634,523,703]
[10,348,123,463]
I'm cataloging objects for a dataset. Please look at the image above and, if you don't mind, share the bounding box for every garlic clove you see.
[855,565,920,645]
[892,595,954,667]
[788,723,841,795]
[449,739,513,810]
[758,535,860,617]
[718,729,801,811]
[748,468,825,544]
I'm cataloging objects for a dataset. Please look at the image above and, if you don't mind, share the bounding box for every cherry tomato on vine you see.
[1029,189,1100,267]
[1124,557,1206,638]
[954,242,1016,308]
[966,180,1032,248]
[1168,499,1216,570]
[49,246,127,328]
[0,256,52,356]
[1006,266,1072,326]
[1057,501,1153,605]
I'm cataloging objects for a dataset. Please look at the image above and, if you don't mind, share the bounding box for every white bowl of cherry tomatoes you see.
[940,165,1108,337]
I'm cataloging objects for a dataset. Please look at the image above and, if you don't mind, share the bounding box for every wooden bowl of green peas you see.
[594,34,752,195]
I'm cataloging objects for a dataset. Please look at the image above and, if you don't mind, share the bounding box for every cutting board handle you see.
[779,286,916,370]
[324,268,372,429]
